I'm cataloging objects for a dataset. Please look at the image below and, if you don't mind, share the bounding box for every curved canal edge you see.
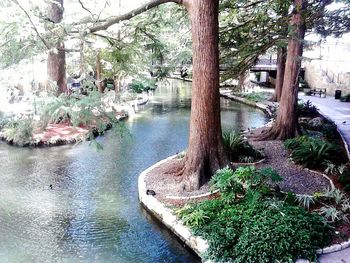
[138,155,350,263]
[219,90,276,119]
[138,155,209,257]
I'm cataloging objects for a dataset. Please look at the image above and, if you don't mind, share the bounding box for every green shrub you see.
[285,135,311,150]
[178,200,331,263]
[130,78,156,93]
[0,116,9,130]
[291,140,338,168]
[285,136,345,168]
[2,118,34,146]
[177,167,332,262]
[233,204,331,263]
[210,167,281,204]
[40,91,118,133]
[297,100,318,116]
[222,131,263,162]
[300,119,339,141]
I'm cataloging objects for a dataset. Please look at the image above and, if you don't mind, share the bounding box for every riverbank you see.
[0,92,150,147]
[139,90,350,263]
[219,88,277,119]
[139,154,349,263]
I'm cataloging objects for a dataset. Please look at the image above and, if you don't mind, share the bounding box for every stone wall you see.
[304,61,350,96]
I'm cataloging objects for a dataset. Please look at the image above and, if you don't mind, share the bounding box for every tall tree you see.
[46,0,67,94]
[85,0,228,190]
[179,0,228,190]
[271,46,287,102]
[259,0,306,140]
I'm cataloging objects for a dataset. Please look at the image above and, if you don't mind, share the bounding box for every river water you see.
[0,80,266,263]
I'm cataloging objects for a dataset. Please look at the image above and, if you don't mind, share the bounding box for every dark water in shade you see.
[0,80,266,263]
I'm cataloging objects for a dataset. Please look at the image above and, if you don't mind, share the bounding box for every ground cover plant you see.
[285,135,348,169]
[1,117,34,146]
[222,131,264,163]
[233,91,272,102]
[176,167,332,263]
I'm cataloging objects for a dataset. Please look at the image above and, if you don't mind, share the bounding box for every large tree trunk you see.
[47,43,67,94]
[258,0,306,140]
[47,0,67,94]
[83,0,228,190]
[178,0,229,191]
[272,46,286,102]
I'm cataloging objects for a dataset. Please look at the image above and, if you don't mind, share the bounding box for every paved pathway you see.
[299,94,350,263]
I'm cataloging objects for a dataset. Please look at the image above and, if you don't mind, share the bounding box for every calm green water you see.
[0,80,266,263]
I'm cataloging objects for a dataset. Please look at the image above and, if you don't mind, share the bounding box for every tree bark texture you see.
[272,46,287,102]
[179,0,229,191]
[259,0,306,140]
[47,43,67,94]
[47,0,67,94]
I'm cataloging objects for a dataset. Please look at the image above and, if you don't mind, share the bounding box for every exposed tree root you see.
[163,152,230,192]
[253,125,300,141]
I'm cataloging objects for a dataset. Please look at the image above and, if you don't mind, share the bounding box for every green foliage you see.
[178,199,331,263]
[300,118,339,141]
[210,167,244,203]
[285,136,345,168]
[235,91,271,102]
[222,131,263,162]
[175,204,208,227]
[233,205,330,263]
[0,21,42,68]
[39,91,118,132]
[130,78,156,93]
[295,194,315,210]
[210,167,281,204]
[285,135,312,150]
[2,118,34,146]
[324,161,338,175]
[0,115,9,130]
[291,140,337,168]
[297,100,318,116]
[310,188,350,223]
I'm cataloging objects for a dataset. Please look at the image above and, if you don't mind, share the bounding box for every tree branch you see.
[85,0,182,35]
[78,0,94,17]
[10,0,51,49]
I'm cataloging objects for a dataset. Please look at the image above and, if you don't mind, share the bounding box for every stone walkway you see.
[299,94,350,263]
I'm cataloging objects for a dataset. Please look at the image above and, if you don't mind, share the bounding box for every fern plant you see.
[222,130,263,162]
[2,118,34,146]
[289,138,339,168]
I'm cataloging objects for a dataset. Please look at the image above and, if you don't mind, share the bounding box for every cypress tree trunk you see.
[272,46,287,102]
[47,0,67,94]
[178,0,229,190]
[258,0,306,140]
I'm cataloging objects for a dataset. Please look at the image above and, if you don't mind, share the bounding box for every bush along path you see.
[175,167,350,263]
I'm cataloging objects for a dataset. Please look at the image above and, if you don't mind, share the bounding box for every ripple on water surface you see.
[0,81,266,262]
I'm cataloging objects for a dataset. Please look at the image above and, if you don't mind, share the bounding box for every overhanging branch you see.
[10,0,51,49]
[84,0,182,35]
